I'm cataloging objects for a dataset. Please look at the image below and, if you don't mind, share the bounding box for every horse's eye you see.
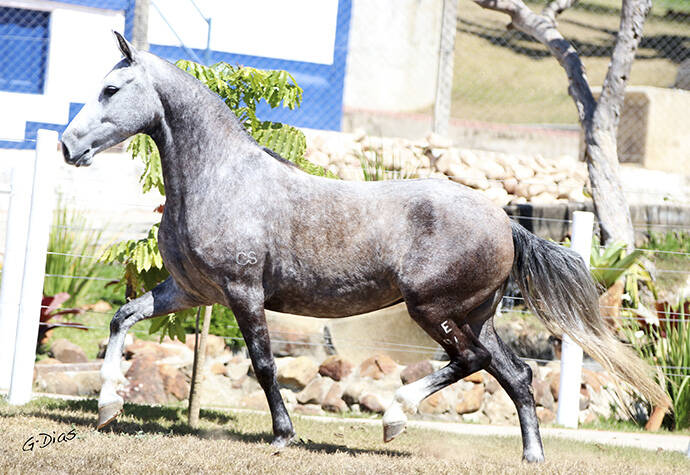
[103,85,119,97]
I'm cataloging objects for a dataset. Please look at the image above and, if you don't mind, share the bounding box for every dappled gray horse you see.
[61,33,667,462]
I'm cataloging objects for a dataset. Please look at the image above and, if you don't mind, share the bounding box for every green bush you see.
[358,147,416,181]
[589,236,644,290]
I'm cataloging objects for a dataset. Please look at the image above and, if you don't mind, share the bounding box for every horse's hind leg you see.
[98,277,195,429]
[382,303,492,442]
[478,317,544,463]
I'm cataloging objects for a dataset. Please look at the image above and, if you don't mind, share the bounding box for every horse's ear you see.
[113,30,137,63]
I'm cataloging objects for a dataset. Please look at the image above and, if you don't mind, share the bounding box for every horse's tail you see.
[510,221,670,408]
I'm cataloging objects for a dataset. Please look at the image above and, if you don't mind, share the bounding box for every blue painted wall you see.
[149,0,351,131]
[0,7,50,94]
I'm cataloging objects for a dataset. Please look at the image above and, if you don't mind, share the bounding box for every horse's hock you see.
[266,304,438,365]
[582,86,690,172]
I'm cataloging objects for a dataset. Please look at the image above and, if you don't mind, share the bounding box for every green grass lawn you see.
[2,397,689,474]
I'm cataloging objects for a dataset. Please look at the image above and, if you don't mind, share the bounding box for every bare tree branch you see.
[472,0,596,138]
[596,0,651,133]
[542,0,579,24]
[471,0,651,246]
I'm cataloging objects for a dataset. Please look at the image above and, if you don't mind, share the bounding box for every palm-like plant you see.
[37,292,86,349]
[626,297,690,429]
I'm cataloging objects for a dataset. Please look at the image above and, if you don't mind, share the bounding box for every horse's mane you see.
[261,146,299,169]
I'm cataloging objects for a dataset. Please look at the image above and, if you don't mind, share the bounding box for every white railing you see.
[0,130,58,404]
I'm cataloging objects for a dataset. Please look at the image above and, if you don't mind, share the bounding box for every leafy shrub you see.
[358,147,416,181]
[589,237,644,290]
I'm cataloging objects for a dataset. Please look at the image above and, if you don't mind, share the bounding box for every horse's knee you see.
[252,354,276,379]
[515,361,533,388]
[109,303,136,334]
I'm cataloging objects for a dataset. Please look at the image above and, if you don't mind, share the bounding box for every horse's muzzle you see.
[61,142,93,167]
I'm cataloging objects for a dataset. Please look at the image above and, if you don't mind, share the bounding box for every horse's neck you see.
[148,64,267,213]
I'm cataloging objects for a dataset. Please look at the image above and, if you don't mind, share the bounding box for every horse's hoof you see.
[382,401,408,442]
[383,420,407,443]
[97,400,123,430]
[522,450,545,463]
[270,432,297,448]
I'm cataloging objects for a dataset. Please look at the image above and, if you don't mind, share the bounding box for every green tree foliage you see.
[101,60,336,343]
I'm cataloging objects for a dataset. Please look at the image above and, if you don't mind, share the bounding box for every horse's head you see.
[61,32,161,167]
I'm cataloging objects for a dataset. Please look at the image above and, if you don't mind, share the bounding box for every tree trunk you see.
[188,305,212,428]
[472,0,651,246]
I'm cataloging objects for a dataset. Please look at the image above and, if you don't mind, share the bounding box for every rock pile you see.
[34,336,628,427]
[303,130,590,207]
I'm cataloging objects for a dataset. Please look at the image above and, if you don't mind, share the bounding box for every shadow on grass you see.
[1,398,412,458]
[0,398,235,435]
[215,427,412,458]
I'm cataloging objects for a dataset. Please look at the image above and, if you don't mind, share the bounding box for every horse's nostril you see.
[61,143,71,162]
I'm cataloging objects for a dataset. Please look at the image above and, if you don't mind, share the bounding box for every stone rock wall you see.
[303,130,589,207]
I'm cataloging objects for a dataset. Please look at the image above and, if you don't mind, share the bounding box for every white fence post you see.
[0,160,34,390]
[556,210,594,428]
[8,130,58,405]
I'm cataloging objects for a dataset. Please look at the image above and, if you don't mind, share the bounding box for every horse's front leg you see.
[97,277,196,429]
[230,295,295,447]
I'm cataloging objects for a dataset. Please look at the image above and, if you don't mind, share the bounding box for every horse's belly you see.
[264,277,402,318]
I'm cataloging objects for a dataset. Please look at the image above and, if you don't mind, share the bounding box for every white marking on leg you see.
[395,379,433,413]
[98,331,127,407]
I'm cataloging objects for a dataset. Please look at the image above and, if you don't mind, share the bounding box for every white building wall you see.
[344,0,443,112]
[148,0,339,65]
[0,1,124,141]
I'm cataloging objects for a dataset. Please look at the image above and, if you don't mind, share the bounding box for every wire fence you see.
[449,0,689,159]
[37,314,690,378]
